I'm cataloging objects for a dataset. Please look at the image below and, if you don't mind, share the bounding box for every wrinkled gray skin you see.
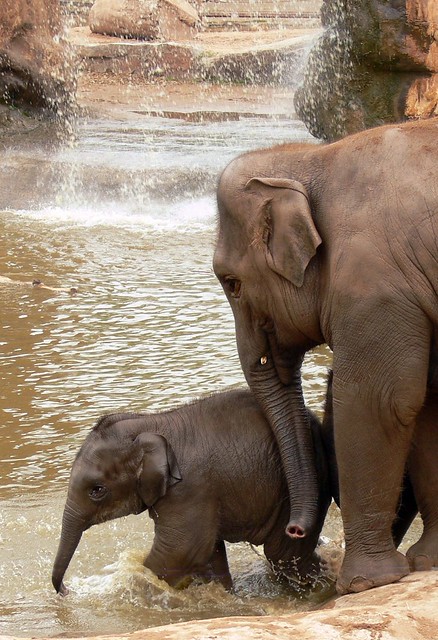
[213,117,438,594]
[52,389,331,596]
[321,371,418,550]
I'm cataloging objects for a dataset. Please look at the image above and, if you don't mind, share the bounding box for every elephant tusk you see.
[260,356,268,365]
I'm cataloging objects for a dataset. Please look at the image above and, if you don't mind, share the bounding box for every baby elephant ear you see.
[246,177,322,287]
[134,433,182,508]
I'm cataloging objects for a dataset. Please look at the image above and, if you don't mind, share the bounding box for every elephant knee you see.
[388,379,426,433]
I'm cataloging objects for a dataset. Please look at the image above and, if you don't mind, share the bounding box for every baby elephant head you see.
[52,415,182,596]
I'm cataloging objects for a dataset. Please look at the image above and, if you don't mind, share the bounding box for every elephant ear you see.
[246,177,322,287]
[133,433,182,508]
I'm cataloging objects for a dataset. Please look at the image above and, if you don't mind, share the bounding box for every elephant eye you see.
[224,277,241,299]
[89,485,107,501]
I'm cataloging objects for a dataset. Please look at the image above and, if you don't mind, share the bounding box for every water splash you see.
[294,0,356,140]
[64,543,332,617]
[13,195,216,234]
[68,549,186,608]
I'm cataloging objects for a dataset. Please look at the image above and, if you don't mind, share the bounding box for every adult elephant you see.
[213,118,438,594]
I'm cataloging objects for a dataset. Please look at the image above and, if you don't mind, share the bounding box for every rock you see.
[0,0,76,122]
[89,0,200,41]
[201,32,319,85]
[68,25,321,84]
[1,571,437,640]
[295,0,438,140]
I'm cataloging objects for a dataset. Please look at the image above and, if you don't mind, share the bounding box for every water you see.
[0,113,339,637]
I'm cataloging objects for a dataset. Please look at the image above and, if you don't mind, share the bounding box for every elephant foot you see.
[336,550,410,595]
[406,537,438,572]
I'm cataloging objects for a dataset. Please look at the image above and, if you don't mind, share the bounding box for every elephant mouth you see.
[92,498,146,524]
[266,334,301,387]
[136,502,148,515]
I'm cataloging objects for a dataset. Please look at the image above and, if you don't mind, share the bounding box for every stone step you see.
[61,0,322,30]
[202,0,322,16]
[201,0,321,30]
[203,17,321,30]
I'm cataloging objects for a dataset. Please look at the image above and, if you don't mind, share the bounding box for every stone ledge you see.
[68,26,321,84]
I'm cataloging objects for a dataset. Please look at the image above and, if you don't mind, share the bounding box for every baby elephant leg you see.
[145,539,231,590]
[145,502,231,589]
[194,540,232,590]
[406,388,438,571]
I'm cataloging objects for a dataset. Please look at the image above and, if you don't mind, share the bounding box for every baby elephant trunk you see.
[52,504,85,595]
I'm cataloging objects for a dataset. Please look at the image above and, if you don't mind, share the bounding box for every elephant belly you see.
[220,493,288,547]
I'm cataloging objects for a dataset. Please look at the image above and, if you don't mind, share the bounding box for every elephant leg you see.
[392,473,418,548]
[144,498,220,589]
[321,369,340,505]
[334,384,413,594]
[406,388,438,571]
[195,540,232,590]
[323,369,417,547]
[333,325,429,595]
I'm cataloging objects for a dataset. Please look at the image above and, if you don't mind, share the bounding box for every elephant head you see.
[214,162,323,540]
[52,416,181,595]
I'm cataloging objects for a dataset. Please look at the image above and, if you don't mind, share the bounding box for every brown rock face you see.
[295,0,438,140]
[89,0,200,41]
[0,0,76,118]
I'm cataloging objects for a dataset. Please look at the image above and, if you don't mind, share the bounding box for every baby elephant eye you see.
[224,277,241,299]
[89,485,107,501]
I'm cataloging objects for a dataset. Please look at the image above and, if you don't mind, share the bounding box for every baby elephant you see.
[52,389,331,595]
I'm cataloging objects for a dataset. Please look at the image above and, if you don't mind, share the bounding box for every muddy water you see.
[0,115,338,637]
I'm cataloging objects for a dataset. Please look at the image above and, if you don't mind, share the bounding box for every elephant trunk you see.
[249,354,319,539]
[52,502,85,595]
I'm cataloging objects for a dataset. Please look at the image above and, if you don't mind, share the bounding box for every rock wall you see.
[88,0,200,41]
[295,0,438,140]
[0,0,76,122]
